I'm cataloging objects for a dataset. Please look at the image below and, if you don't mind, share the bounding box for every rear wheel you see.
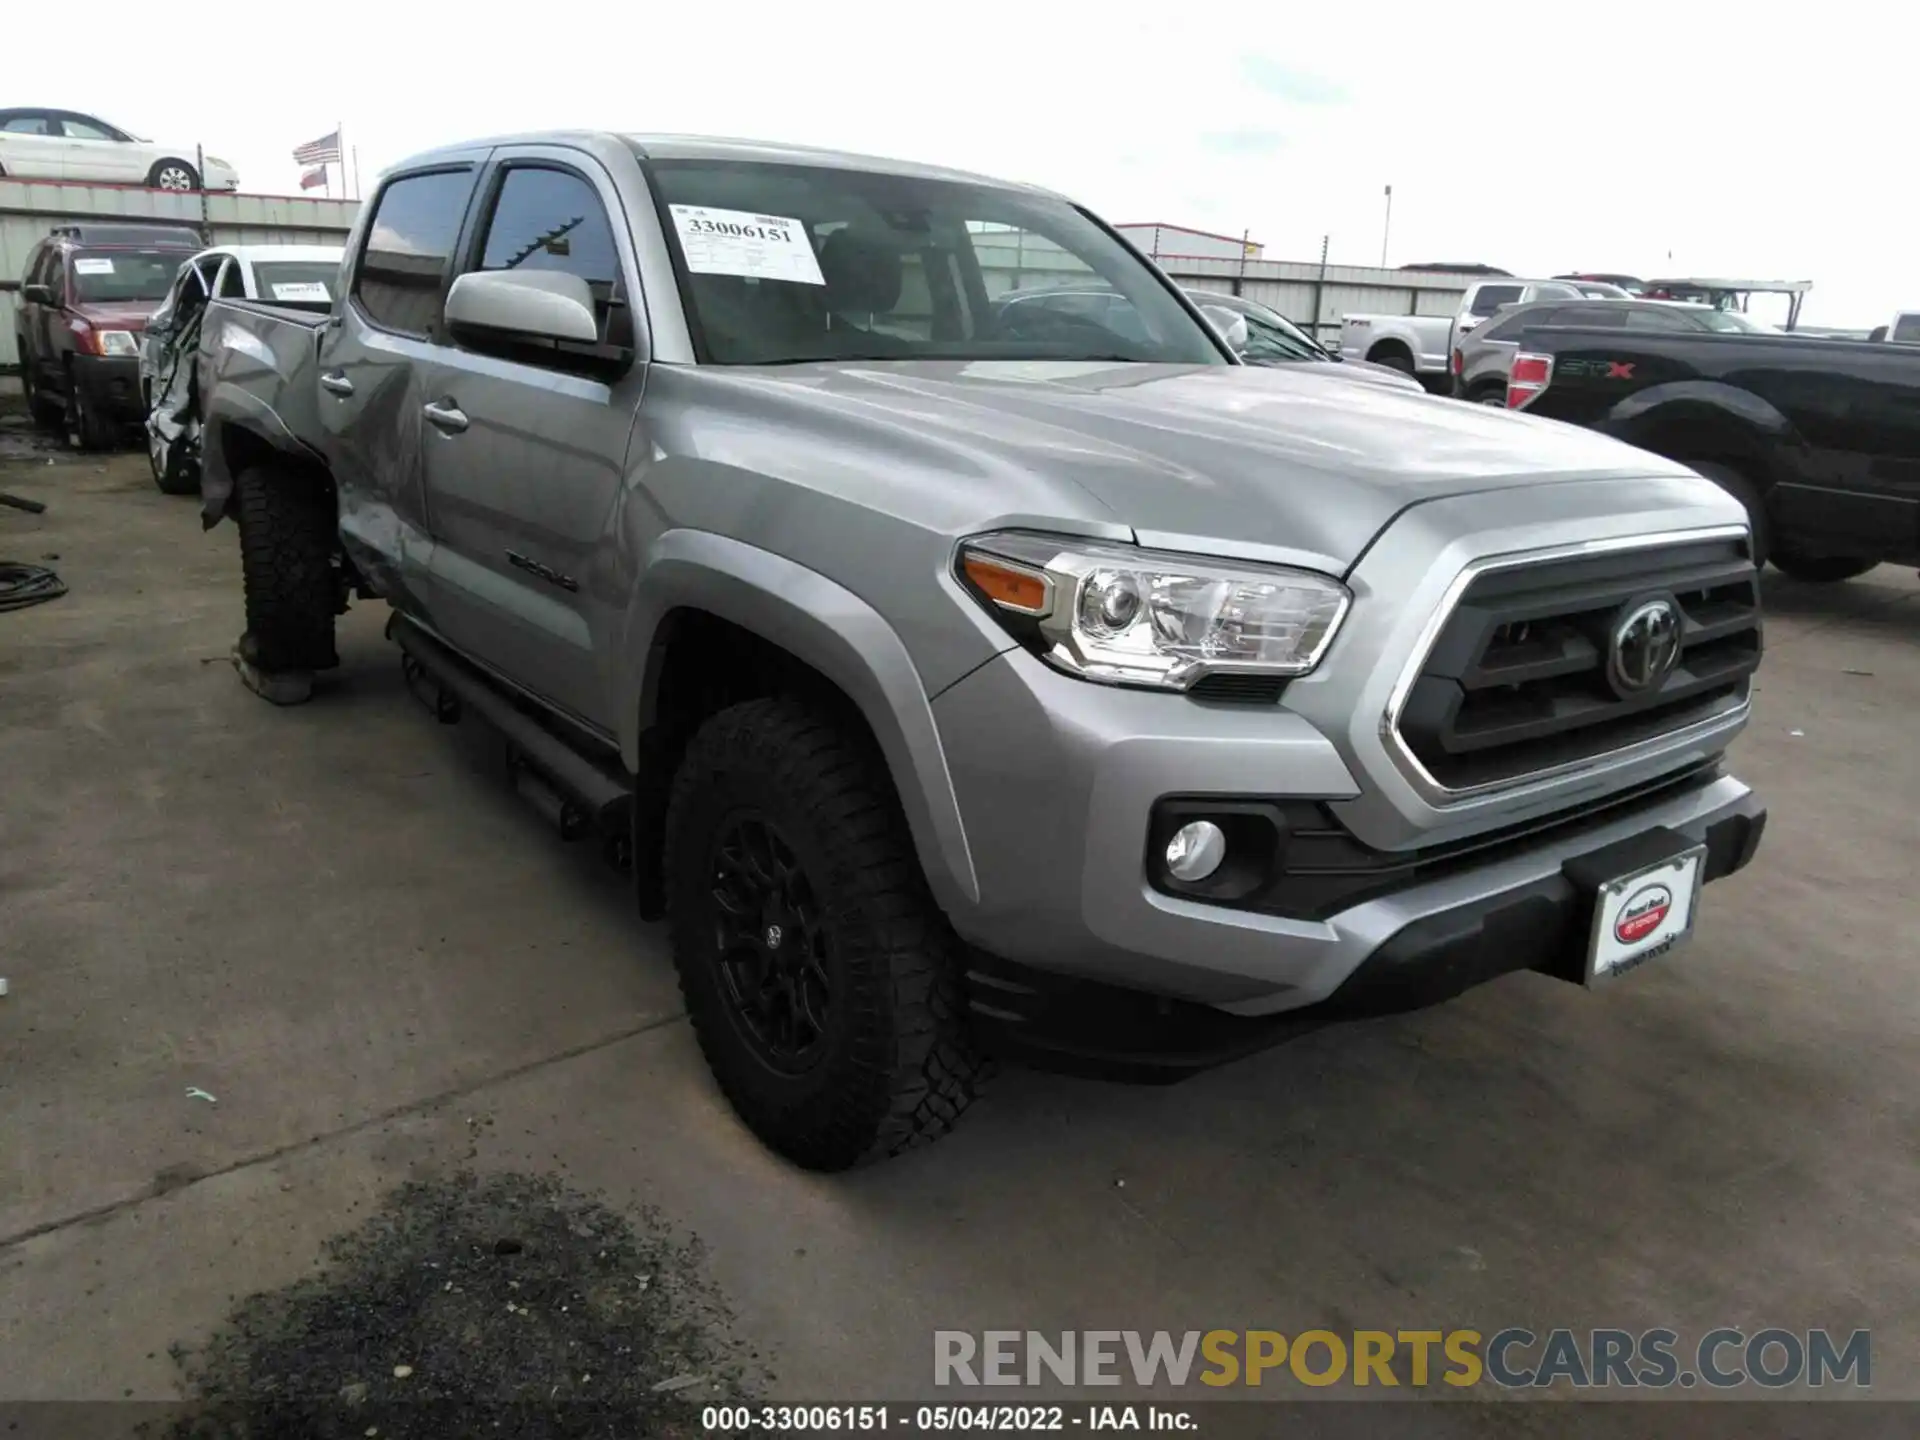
[1684,460,1772,569]
[148,159,200,192]
[1470,383,1507,407]
[664,696,985,1170]
[1768,550,1877,584]
[149,432,198,495]
[233,464,339,688]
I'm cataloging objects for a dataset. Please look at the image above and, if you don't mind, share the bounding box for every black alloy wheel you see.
[706,812,834,1073]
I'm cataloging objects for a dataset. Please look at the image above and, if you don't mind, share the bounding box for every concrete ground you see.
[2,439,1916,1415]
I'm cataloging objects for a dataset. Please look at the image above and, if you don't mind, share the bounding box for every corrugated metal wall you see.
[1155,255,1467,349]
[2,181,359,370]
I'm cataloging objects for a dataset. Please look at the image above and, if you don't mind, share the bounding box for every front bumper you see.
[72,353,145,423]
[933,645,1765,1033]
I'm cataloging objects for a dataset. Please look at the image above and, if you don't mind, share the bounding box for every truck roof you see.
[388,130,1054,197]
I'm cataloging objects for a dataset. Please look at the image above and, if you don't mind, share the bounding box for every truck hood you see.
[70,301,158,330]
[717,360,1691,572]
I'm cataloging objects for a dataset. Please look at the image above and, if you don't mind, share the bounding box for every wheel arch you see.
[619,530,980,920]
[200,385,331,527]
[1602,382,1805,491]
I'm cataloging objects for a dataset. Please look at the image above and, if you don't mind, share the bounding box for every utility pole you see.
[1380,184,1393,268]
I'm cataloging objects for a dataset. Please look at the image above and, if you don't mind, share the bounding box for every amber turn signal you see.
[961,553,1052,615]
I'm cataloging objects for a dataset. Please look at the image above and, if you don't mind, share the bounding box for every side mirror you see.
[445,270,599,346]
[1200,305,1249,353]
[22,283,55,305]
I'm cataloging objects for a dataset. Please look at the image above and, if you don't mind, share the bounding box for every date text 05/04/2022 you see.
[701,1404,1196,1432]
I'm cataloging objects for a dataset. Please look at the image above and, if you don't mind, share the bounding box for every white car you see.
[142,245,342,492]
[0,107,238,191]
[141,244,342,399]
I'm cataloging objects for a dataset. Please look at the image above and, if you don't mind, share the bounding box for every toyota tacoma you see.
[186,132,1767,1168]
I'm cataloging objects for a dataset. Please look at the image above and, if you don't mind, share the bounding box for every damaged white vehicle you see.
[143,244,341,494]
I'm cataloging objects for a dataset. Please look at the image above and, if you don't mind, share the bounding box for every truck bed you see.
[198,297,332,462]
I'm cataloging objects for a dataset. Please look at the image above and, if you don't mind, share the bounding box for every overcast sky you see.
[69,1,1910,327]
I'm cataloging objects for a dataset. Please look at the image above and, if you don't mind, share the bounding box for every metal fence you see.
[1,179,361,371]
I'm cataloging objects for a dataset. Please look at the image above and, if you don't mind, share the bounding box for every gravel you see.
[157,1170,749,1439]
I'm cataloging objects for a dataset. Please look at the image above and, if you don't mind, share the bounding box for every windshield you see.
[70,248,191,303]
[645,158,1225,365]
[253,261,340,304]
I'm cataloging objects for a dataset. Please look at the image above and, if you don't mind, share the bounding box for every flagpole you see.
[351,146,361,202]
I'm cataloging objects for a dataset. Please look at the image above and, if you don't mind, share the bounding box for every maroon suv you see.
[13,221,201,449]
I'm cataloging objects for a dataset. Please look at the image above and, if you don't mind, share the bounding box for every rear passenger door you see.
[413,146,648,729]
[0,112,67,178]
[320,157,487,618]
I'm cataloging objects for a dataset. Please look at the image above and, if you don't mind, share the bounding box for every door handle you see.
[422,400,469,434]
[319,370,354,397]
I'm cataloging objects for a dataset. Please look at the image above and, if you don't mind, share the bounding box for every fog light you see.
[1165,820,1226,882]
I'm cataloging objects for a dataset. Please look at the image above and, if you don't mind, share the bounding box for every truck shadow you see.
[1759,565,1920,634]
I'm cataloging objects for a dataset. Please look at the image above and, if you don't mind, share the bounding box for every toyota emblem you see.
[1608,599,1682,696]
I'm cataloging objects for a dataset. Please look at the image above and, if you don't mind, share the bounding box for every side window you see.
[60,117,116,142]
[1892,315,1920,344]
[472,165,627,349]
[354,168,475,336]
[216,259,247,299]
[3,113,54,135]
[1624,307,1692,333]
[1467,284,1524,317]
[1553,305,1627,328]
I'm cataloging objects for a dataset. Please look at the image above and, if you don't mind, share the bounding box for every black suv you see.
[13,222,202,449]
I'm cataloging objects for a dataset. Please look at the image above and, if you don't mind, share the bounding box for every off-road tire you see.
[21,351,63,428]
[234,464,338,676]
[664,696,986,1170]
[1686,460,1772,569]
[1768,550,1877,584]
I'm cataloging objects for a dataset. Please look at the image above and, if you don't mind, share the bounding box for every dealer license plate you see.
[1585,845,1707,984]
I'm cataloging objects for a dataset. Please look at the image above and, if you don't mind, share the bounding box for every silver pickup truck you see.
[192,131,1767,1170]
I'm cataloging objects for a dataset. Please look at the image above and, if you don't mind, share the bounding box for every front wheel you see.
[65,367,117,452]
[1369,348,1416,376]
[148,159,200,192]
[21,351,63,428]
[1685,460,1772,569]
[664,696,986,1170]
[1769,550,1877,584]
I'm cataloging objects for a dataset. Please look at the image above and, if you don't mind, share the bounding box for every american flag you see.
[299,164,328,192]
[292,129,341,165]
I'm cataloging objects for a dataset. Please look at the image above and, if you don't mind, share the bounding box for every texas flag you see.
[299,164,328,192]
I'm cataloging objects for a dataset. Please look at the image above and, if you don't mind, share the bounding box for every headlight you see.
[97,330,140,357]
[958,532,1349,690]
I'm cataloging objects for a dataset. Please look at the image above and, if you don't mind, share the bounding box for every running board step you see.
[388,616,630,840]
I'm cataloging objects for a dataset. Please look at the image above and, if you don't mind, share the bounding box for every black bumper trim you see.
[966,791,1767,1080]
[72,353,145,422]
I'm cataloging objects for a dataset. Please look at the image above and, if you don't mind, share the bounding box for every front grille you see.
[1393,537,1762,791]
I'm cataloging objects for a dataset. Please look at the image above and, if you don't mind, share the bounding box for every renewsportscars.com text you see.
[934,1328,1871,1390]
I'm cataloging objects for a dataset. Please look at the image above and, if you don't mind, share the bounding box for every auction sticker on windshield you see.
[75,258,116,275]
[272,281,331,302]
[1586,845,1706,984]
[668,205,823,285]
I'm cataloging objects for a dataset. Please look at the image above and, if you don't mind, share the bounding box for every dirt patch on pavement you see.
[158,1170,751,1438]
